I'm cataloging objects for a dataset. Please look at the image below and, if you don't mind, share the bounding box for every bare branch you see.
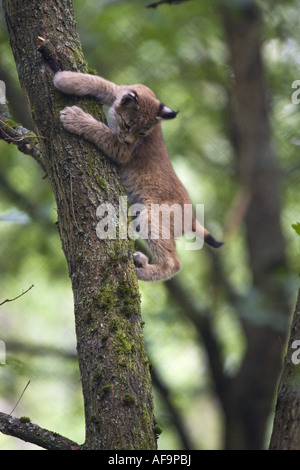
[0,173,55,229]
[37,36,63,73]
[0,412,81,450]
[0,285,34,307]
[0,103,46,172]
[151,367,195,450]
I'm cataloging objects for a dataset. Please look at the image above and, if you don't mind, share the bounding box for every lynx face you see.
[108,85,177,145]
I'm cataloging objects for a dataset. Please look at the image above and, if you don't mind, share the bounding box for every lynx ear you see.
[120,91,139,109]
[157,103,178,120]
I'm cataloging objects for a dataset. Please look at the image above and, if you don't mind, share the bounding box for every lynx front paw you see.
[133,252,148,268]
[53,71,83,95]
[60,106,88,135]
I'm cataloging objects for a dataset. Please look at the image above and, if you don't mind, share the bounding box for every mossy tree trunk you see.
[2,0,156,450]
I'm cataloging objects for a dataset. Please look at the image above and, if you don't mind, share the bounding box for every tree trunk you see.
[221,2,290,449]
[269,289,300,450]
[2,0,156,450]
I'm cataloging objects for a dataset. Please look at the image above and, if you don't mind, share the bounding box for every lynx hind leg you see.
[134,239,181,282]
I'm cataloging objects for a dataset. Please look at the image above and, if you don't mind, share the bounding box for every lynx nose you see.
[124,135,135,145]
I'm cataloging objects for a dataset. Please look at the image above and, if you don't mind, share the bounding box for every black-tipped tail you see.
[204,234,224,248]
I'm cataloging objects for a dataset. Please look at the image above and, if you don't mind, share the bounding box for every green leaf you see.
[292,223,300,236]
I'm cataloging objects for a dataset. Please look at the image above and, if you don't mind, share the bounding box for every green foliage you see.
[292,223,300,236]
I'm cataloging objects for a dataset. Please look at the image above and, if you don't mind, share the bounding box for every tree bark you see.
[0,412,80,450]
[269,289,300,450]
[2,0,156,450]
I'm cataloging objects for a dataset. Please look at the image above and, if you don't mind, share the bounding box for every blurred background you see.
[0,0,300,449]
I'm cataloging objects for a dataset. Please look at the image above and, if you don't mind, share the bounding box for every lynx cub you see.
[54,71,222,281]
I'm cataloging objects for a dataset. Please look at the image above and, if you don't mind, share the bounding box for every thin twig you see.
[0,284,34,306]
[9,380,31,416]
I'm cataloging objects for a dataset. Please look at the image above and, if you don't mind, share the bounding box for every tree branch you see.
[0,412,81,450]
[0,173,55,229]
[0,63,34,130]
[165,277,229,401]
[37,36,63,73]
[0,103,46,172]
[151,367,195,450]
[0,285,34,307]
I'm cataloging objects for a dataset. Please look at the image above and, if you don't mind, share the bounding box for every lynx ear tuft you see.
[121,91,139,108]
[157,103,178,120]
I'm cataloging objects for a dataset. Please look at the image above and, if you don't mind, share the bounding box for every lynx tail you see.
[204,233,224,248]
[192,219,224,249]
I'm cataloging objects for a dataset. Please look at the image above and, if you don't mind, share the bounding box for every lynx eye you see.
[124,123,131,131]
[139,131,146,136]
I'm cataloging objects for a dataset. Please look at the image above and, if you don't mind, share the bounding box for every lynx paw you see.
[60,106,88,134]
[133,252,148,268]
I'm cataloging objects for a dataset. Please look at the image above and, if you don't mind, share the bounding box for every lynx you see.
[53,71,222,281]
